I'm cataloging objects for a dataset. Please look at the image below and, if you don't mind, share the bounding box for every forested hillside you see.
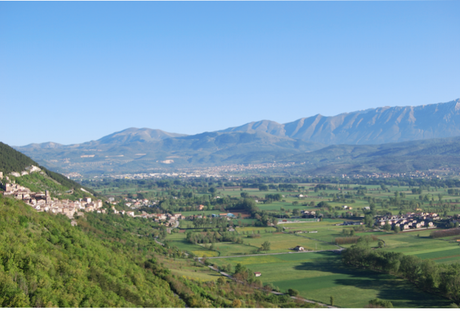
[0,142,38,174]
[0,195,181,307]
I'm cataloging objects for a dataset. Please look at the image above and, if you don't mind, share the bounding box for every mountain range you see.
[222,98,460,145]
[13,98,460,176]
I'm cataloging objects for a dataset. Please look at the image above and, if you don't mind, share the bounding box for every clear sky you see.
[1,1,459,146]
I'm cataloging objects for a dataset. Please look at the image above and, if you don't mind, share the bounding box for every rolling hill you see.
[282,136,460,175]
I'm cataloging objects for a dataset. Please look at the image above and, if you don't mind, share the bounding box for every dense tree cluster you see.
[342,239,460,304]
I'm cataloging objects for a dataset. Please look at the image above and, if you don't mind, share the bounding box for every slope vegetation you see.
[0,196,182,307]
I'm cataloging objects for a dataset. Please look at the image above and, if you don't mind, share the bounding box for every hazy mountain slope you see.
[15,131,324,175]
[221,120,286,136]
[97,127,187,144]
[282,136,460,175]
[223,98,460,145]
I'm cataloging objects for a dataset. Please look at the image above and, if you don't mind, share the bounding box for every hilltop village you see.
[0,166,106,222]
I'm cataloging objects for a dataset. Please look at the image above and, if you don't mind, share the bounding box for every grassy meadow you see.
[208,252,451,308]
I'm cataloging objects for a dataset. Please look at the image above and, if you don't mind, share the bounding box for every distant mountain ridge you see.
[222,98,460,145]
[13,98,460,175]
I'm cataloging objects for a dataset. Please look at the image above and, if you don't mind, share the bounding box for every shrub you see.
[367,298,393,308]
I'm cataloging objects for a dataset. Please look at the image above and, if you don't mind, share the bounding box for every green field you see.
[160,256,222,282]
[165,232,219,257]
[208,252,451,308]
[375,230,460,264]
[239,231,339,252]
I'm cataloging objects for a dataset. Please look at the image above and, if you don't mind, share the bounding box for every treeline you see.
[430,228,460,238]
[186,230,243,245]
[0,142,38,175]
[84,174,460,196]
[342,240,460,303]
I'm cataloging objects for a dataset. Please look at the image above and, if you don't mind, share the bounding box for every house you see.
[293,246,305,251]
[157,214,167,220]
[254,272,262,277]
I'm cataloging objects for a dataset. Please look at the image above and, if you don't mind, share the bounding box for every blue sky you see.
[1,1,459,146]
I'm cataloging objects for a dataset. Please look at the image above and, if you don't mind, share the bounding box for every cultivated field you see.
[208,252,451,308]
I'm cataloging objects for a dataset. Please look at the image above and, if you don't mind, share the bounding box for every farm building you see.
[254,272,262,277]
[293,246,305,251]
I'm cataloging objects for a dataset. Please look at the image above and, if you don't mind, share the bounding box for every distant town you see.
[63,163,460,181]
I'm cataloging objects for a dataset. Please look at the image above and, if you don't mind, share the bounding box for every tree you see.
[370,203,376,213]
[378,240,384,248]
[259,184,269,191]
[383,221,391,231]
[232,299,242,308]
[261,241,271,251]
[394,225,401,234]
[287,288,299,296]
[364,214,374,228]
[208,187,217,195]
[217,277,226,285]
